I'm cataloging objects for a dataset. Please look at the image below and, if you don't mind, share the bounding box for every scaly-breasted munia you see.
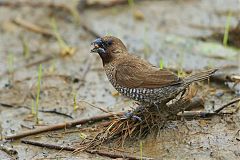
[91,36,217,107]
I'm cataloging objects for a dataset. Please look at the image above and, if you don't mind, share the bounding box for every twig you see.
[25,55,57,68]
[87,149,153,160]
[78,0,145,10]
[12,17,54,37]
[0,144,18,156]
[0,1,72,13]
[0,102,72,118]
[214,97,240,113]
[21,139,153,160]
[0,103,15,108]
[188,23,224,32]
[14,74,80,84]
[22,139,75,151]
[177,98,240,117]
[79,101,110,114]
[0,0,100,38]
[39,109,73,119]
[177,111,216,118]
[5,112,123,140]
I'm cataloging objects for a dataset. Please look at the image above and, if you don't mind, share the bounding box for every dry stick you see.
[21,139,153,160]
[79,101,110,114]
[13,12,99,39]
[12,18,54,37]
[0,103,15,108]
[78,0,147,10]
[0,1,100,38]
[0,144,18,156]
[188,23,225,32]
[0,1,72,13]
[14,74,80,85]
[39,109,73,119]
[5,113,123,140]
[178,97,240,117]
[0,102,73,119]
[177,111,215,117]
[214,97,240,113]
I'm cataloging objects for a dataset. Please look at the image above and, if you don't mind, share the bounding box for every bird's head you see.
[91,36,127,64]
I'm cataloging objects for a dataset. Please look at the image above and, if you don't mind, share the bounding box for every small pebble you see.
[215,90,224,97]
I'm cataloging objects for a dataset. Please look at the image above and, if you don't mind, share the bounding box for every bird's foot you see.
[121,110,142,122]
[179,110,190,131]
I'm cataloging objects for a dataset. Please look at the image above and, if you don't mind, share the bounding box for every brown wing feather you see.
[114,56,182,88]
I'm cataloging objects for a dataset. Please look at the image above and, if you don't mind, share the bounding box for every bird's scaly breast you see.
[104,65,156,103]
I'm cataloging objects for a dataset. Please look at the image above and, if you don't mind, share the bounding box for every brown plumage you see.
[91,36,217,106]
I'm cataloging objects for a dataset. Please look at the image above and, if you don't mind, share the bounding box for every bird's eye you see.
[107,40,113,46]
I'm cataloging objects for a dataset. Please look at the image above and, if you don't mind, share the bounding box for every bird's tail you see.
[184,69,217,84]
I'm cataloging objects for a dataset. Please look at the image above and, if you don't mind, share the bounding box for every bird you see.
[91,36,217,108]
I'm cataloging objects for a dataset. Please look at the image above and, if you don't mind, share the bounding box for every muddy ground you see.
[0,0,240,159]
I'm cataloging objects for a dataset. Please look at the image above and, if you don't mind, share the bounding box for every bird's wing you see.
[114,58,182,88]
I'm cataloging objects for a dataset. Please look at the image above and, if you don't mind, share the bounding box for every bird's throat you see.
[99,52,112,65]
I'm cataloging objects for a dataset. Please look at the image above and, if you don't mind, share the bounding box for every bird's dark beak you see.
[91,38,106,54]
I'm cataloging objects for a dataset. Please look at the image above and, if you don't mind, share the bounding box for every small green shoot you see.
[223,11,232,47]
[73,93,78,111]
[79,133,87,140]
[48,60,56,74]
[140,141,143,160]
[70,1,81,24]
[7,52,14,74]
[31,99,35,115]
[50,18,76,56]
[7,52,14,83]
[51,18,68,49]
[35,64,42,124]
[159,58,164,69]
[128,0,144,20]
[177,68,186,78]
[21,36,30,59]
[177,51,185,78]
[128,0,135,8]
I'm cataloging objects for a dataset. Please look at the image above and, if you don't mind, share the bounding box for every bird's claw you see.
[121,111,142,122]
[132,115,142,121]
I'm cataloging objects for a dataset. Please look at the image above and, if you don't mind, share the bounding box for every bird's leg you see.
[153,101,169,114]
[153,102,161,113]
[168,97,191,131]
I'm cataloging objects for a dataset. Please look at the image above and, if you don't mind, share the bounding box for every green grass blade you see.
[159,58,164,69]
[51,18,68,49]
[35,64,42,124]
[7,52,14,74]
[73,93,77,111]
[128,0,135,8]
[223,11,232,47]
